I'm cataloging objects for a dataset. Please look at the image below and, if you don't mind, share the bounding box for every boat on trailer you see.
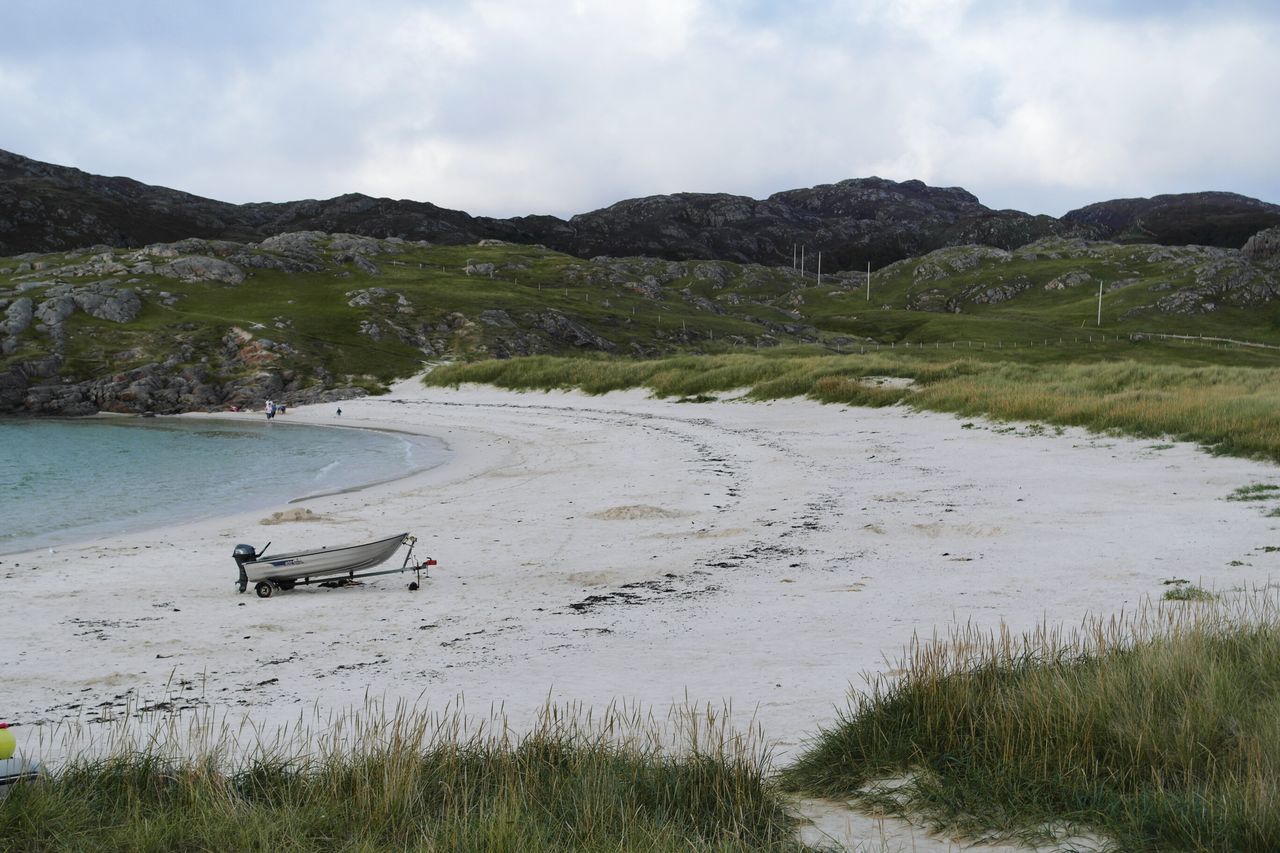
[232,532,436,598]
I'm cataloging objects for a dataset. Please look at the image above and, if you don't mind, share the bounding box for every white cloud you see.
[0,0,1276,217]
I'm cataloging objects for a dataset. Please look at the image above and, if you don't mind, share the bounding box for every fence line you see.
[1130,331,1280,352]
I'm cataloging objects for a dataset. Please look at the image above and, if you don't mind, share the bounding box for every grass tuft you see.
[1162,583,1216,602]
[1227,483,1280,501]
[781,592,1280,849]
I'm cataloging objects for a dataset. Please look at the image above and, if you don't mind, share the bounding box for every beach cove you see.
[0,416,448,556]
[4,376,1278,848]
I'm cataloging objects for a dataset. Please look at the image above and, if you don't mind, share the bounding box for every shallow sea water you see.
[0,417,447,554]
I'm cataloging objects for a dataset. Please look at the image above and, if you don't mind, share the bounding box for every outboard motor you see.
[232,544,258,594]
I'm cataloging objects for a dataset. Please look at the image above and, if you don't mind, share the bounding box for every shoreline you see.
[7,374,1279,849]
[0,412,449,557]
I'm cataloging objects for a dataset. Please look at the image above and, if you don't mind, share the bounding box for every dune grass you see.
[423,351,1280,461]
[780,593,1280,850]
[0,701,805,852]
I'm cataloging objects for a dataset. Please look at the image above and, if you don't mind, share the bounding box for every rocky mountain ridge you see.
[5,148,1279,270]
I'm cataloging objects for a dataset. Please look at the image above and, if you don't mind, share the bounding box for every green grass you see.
[5,235,1280,409]
[424,351,1280,462]
[1227,483,1280,501]
[0,701,805,852]
[780,593,1280,850]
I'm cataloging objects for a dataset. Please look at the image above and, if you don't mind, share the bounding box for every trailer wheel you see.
[255,582,273,598]
[408,582,419,592]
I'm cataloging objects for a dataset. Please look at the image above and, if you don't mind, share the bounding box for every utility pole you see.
[817,252,822,287]
[800,245,805,278]
[792,243,797,272]
[1097,279,1103,326]
[866,261,871,301]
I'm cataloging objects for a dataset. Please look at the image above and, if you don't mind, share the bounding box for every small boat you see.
[0,756,41,789]
[232,532,435,598]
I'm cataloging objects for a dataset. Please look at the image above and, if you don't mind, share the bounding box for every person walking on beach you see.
[266,399,276,420]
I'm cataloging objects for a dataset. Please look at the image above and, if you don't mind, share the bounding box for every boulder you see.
[968,279,1033,305]
[346,287,387,307]
[692,262,732,287]
[1044,270,1092,290]
[73,282,141,322]
[2,297,33,337]
[328,233,385,255]
[144,239,205,258]
[912,245,1011,281]
[157,256,246,285]
[35,294,76,326]
[229,251,324,273]
[258,231,327,258]
[352,254,381,276]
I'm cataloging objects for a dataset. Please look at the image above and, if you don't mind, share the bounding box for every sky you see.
[2,0,1277,218]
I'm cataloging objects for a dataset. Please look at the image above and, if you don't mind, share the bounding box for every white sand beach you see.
[5,377,1278,849]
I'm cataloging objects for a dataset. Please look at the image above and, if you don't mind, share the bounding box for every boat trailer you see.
[232,533,437,598]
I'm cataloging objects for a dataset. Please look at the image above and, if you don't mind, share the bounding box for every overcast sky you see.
[3,0,1276,218]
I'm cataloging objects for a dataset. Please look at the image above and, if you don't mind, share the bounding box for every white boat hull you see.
[243,532,409,583]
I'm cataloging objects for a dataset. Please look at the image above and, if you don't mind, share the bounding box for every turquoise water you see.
[0,418,447,555]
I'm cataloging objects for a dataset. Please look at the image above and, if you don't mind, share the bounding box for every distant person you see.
[336,407,342,417]
[266,399,276,420]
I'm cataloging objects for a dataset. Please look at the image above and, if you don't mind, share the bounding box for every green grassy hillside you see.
[2,232,1278,412]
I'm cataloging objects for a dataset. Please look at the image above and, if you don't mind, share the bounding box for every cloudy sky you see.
[3,0,1276,218]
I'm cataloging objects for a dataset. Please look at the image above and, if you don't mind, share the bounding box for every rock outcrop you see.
[156,255,246,284]
[1062,192,1280,249]
[1242,227,1280,263]
[559,179,1072,270]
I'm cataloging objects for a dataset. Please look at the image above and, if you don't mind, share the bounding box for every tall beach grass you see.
[0,699,804,851]
[782,591,1280,850]
[423,352,1280,461]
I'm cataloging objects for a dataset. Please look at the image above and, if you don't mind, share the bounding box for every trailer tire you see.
[408,582,419,591]
[255,582,273,598]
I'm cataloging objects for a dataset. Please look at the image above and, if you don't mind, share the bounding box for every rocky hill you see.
[1061,192,1280,248]
[558,178,1075,269]
[0,149,497,254]
[5,148,1277,271]
[3,226,1279,415]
